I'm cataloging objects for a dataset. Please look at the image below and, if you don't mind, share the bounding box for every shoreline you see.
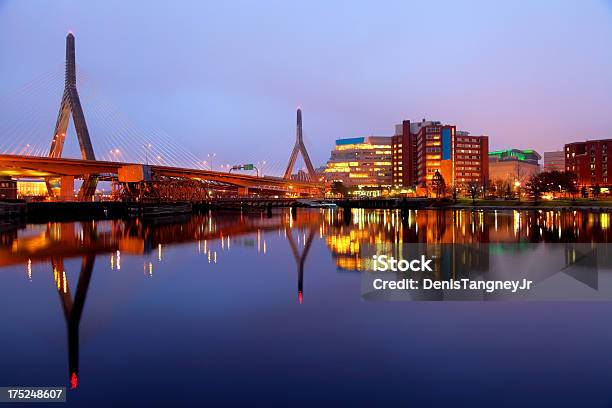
[1,199,612,225]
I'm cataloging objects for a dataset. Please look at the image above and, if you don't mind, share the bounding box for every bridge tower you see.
[48,33,97,201]
[283,108,316,180]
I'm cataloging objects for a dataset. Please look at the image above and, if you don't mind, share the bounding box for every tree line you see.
[328,170,608,200]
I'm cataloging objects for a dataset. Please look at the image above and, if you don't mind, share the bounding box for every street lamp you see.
[110,148,120,161]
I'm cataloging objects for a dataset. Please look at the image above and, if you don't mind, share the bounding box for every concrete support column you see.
[60,176,75,201]
[238,187,249,197]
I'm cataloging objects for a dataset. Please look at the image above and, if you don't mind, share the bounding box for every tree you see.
[330,181,348,198]
[525,173,545,201]
[560,171,578,198]
[482,179,491,198]
[431,170,446,199]
[465,180,481,204]
[581,185,588,199]
[421,182,430,198]
[503,181,514,200]
[519,170,580,199]
[450,184,459,203]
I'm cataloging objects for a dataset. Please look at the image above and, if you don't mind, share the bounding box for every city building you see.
[0,177,17,200]
[324,136,392,194]
[488,149,541,185]
[543,151,565,172]
[444,130,488,187]
[16,179,48,198]
[391,121,414,188]
[391,119,488,189]
[565,139,611,186]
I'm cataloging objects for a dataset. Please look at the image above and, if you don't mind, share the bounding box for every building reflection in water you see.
[0,207,611,388]
[324,208,612,271]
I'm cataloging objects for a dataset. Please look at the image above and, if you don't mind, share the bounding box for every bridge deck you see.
[0,154,323,191]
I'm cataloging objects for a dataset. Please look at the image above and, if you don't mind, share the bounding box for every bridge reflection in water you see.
[1,208,612,388]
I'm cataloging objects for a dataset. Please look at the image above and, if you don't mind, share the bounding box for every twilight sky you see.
[1,0,612,172]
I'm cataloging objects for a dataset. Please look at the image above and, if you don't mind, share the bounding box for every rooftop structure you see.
[488,149,541,165]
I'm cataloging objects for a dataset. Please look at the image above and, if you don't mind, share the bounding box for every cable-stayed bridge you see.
[0,33,323,201]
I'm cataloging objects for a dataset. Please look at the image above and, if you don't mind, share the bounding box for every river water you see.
[1,208,612,406]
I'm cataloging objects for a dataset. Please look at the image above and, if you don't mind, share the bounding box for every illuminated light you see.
[494,210,498,231]
[27,259,32,281]
[62,271,67,294]
[513,211,521,236]
[110,254,114,270]
[116,250,121,270]
[149,262,153,276]
[208,251,211,263]
[204,240,207,254]
[602,213,610,230]
[213,252,217,263]
[263,240,267,254]
[158,244,162,261]
[298,290,303,304]
[70,372,78,389]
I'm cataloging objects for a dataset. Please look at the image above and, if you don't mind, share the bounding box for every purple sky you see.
[1,0,612,173]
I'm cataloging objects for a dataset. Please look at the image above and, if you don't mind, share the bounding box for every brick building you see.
[564,139,611,187]
[391,119,488,189]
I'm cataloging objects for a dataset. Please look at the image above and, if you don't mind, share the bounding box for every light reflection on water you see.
[1,208,612,406]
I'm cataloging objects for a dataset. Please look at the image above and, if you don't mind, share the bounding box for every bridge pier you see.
[60,176,75,201]
[238,187,249,197]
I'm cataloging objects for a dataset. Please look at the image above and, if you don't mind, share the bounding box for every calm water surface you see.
[1,208,612,406]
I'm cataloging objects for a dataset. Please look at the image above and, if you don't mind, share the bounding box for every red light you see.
[298,291,303,304]
[70,372,78,389]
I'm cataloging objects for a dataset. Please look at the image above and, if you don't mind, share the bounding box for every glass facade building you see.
[324,136,393,192]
